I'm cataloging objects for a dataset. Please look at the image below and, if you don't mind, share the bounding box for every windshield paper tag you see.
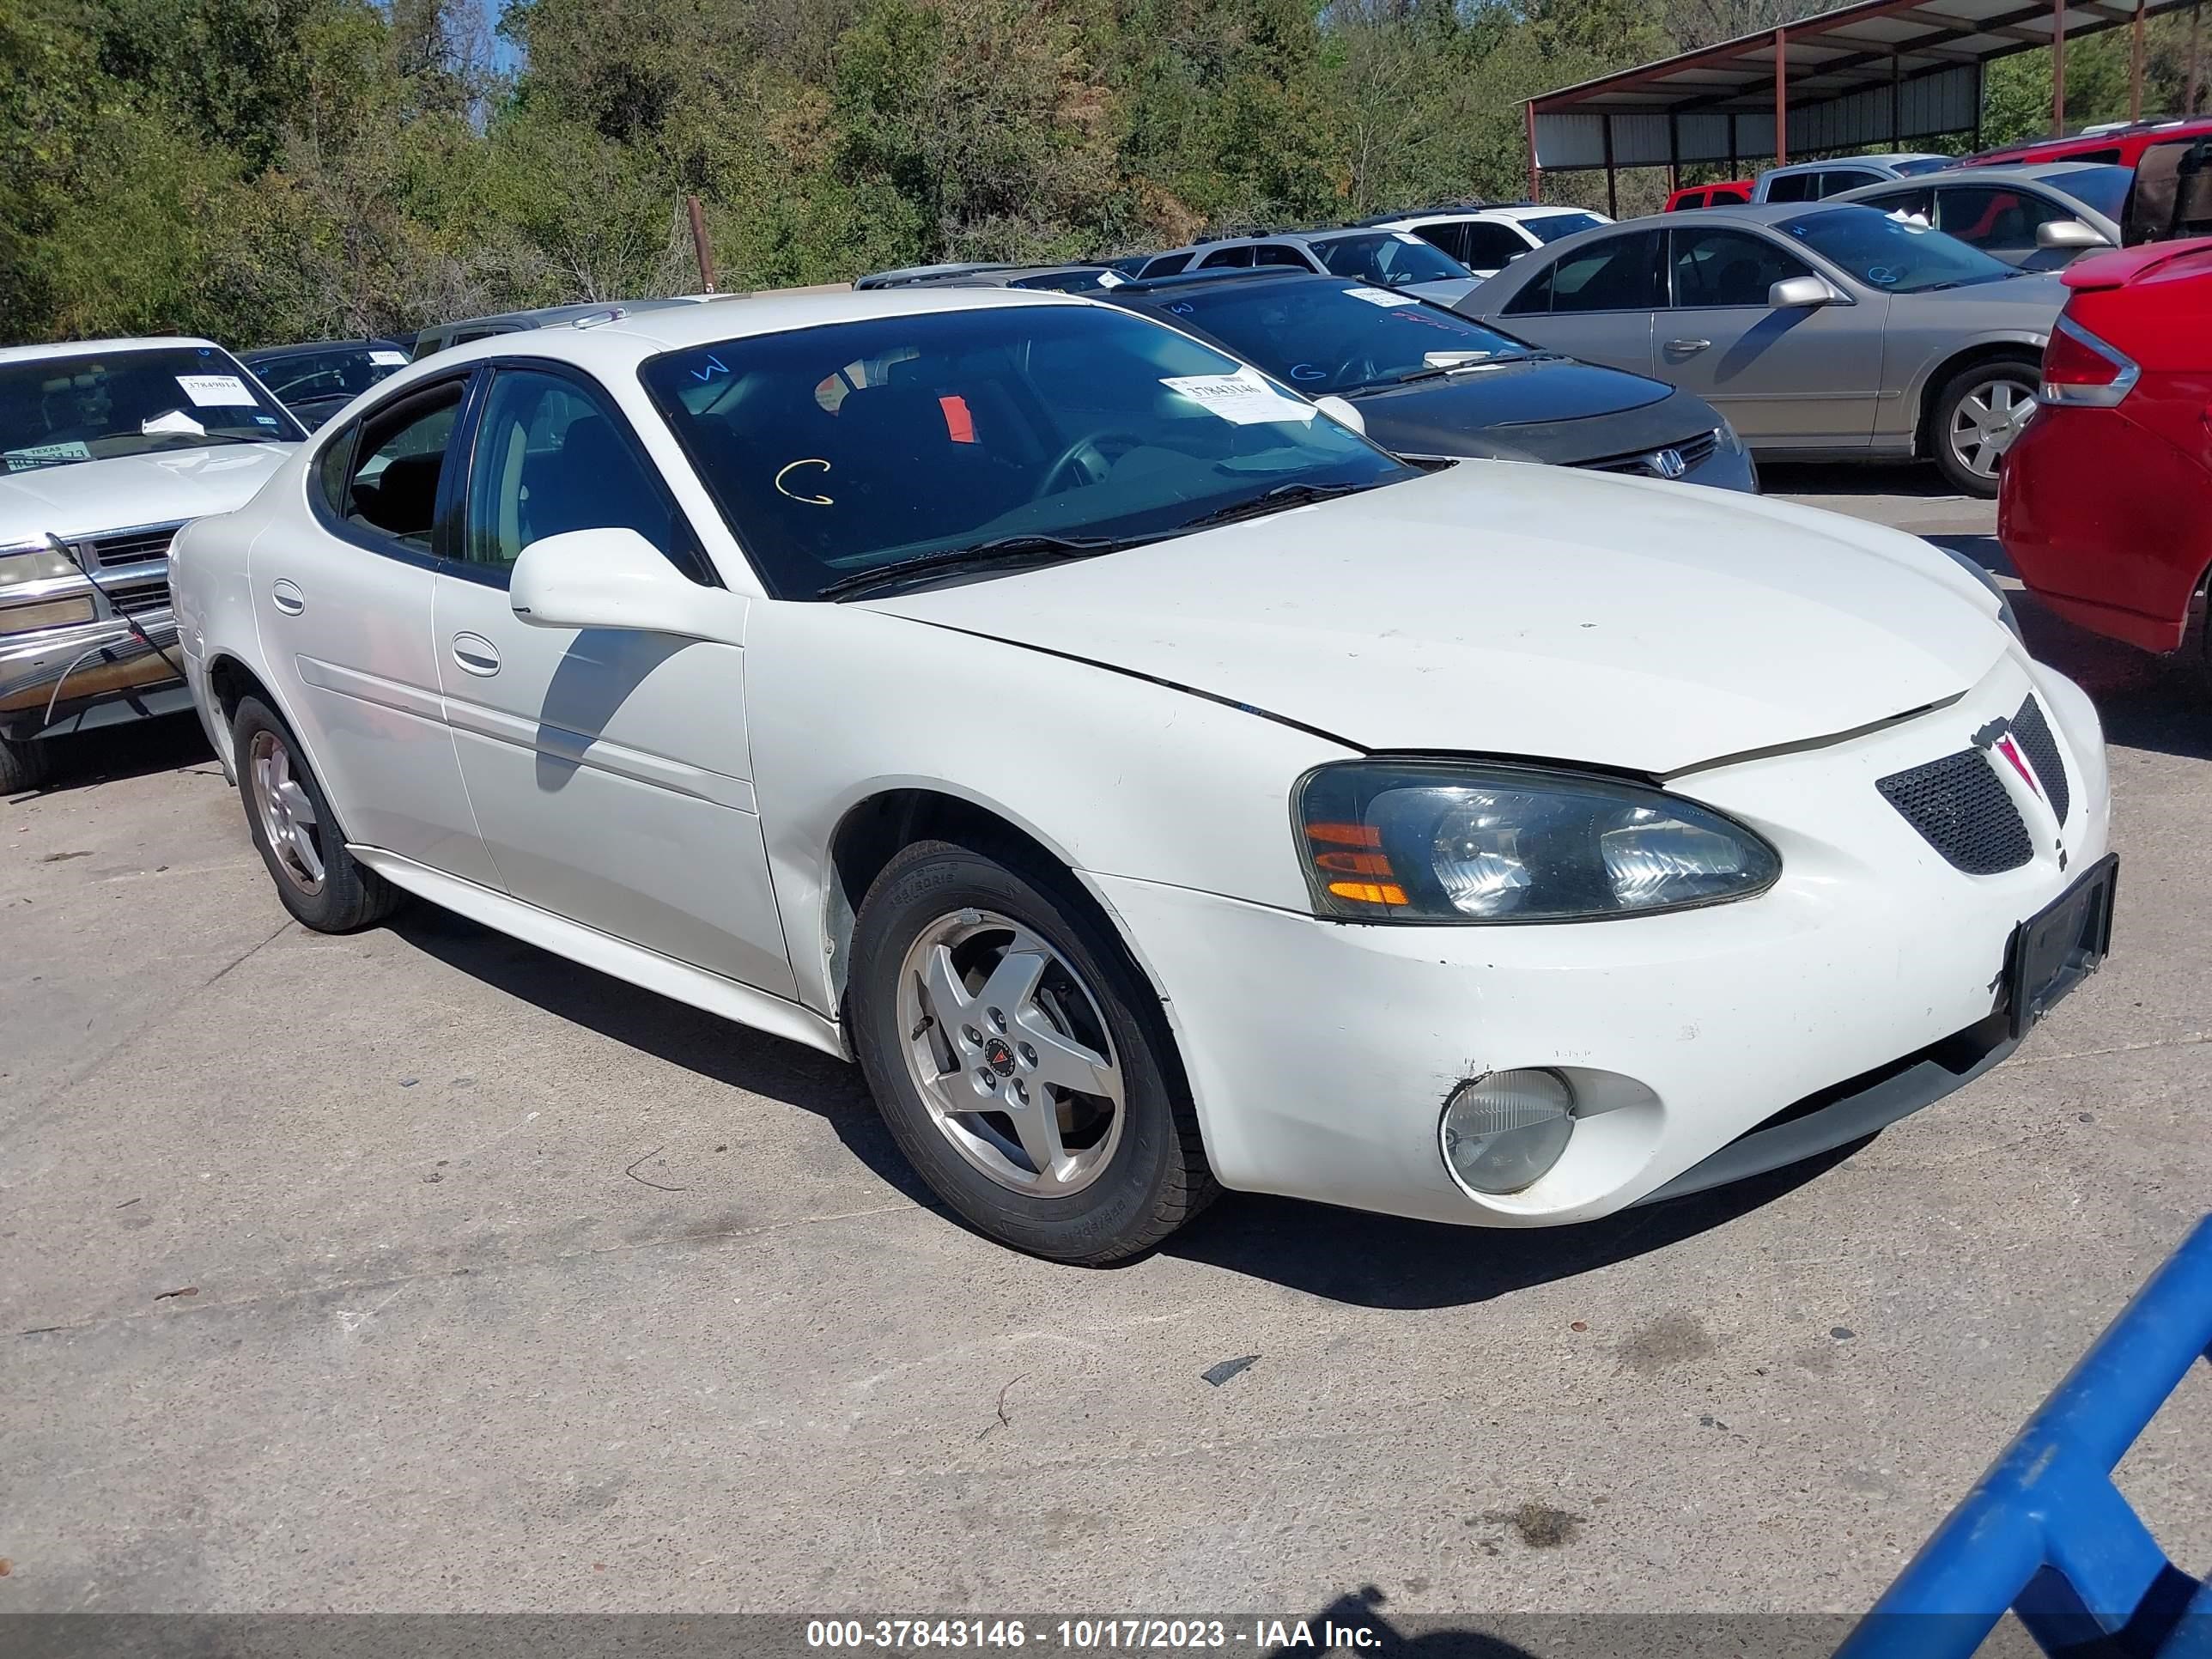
[176,374,252,407]
[1160,369,1316,425]
[1344,285,1419,307]
[368,349,409,366]
[1094,270,1125,288]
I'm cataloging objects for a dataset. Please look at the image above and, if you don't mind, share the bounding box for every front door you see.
[1654,225,1886,447]
[433,362,795,997]
[253,374,501,887]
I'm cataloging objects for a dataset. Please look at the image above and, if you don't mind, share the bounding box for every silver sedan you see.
[1456,203,2066,495]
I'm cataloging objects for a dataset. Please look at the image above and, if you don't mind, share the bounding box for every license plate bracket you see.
[2003,854,2118,1039]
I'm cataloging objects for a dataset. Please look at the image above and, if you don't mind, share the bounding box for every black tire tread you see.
[850,836,1216,1265]
[231,695,401,933]
[0,735,51,794]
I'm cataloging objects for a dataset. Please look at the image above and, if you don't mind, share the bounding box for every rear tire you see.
[0,734,51,794]
[1930,360,2039,497]
[848,838,1216,1264]
[232,696,399,933]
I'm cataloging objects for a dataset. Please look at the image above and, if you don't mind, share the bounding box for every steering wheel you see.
[1332,355,1383,390]
[1035,431,1147,499]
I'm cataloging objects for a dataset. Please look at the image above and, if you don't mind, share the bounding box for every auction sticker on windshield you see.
[368,349,410,367]
[1343,285,1419,307]
[4,441,92,471]
[1160,369,1316,425]
[175,374,253,407]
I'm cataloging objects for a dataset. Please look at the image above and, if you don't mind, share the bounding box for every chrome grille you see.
[89,525,181,568]
[106,581,171,617]
[1583,429,1722,478]
[1877,750,2033,875]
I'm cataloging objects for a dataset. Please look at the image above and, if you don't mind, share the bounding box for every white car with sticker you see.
[169,289,2113,1261]
[0,337,302,790]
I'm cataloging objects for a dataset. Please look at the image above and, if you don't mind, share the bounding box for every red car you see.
[1964,116,2212,169]
[1663,180,1753,210]
[2000,236,2212,678]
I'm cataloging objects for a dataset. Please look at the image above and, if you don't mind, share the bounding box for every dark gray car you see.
[1102,270,1755,491]
[1458,203,2066,495]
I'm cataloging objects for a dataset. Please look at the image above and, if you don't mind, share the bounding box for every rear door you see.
[1931,182,2079,270]
[1654,224,1884,447]
[252,373,501,885]
[432,361,794,995]
[1493,228,1661,377]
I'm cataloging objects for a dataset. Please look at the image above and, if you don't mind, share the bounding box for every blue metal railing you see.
[1839,1213,2212,1659]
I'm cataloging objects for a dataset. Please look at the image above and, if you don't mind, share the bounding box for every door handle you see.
[1665,337,1712,356]
[451,633,501,678]
[270,580,305,616]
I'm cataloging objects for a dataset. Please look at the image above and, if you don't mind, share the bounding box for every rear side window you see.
[1713,185,1751,204]
[1510,230,1662,314]
[1196,245,1254,270]
[1462,222,1534,267]
[1765,172,1817,203]
[1253,243,1310,268]
[1816,169,1881,197]
[323,380,466,551]
[1141,252,1192,277]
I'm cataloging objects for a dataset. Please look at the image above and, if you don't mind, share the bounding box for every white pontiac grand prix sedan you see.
[170,288,2115,1263]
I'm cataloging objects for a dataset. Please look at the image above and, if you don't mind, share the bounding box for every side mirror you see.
[1770,275,1839,308]
[1312,394,1366,435]
[2036,218,2110,250]
[509,527,745,646]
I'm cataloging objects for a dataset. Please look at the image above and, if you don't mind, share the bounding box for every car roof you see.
[854,262,1015,288]
[1838,162,2107,190]
[1103,267,1338,300]
[241,338,407,359]
[1532,201,1868,236]
[1762,152,1946,174]
[0,336,223,366]
[916,264,1109,287]
[367,285,1098,380]
[426,298,701,334]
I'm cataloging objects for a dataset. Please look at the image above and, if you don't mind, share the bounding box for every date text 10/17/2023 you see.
[805,1620,1384,1651]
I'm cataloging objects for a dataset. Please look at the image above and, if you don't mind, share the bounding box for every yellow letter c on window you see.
[775,458,834,505]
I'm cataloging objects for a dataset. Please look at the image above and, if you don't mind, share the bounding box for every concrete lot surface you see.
[3,470,2208,1616]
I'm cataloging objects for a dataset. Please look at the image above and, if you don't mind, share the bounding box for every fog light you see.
[1440,1068,1575,1196]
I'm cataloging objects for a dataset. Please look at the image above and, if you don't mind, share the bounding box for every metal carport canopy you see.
[1528,0,2204,198]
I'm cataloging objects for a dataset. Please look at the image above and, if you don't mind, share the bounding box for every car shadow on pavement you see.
[6,710,213,804]
[387,905,943,1208]
[1165,1146,1862,1311]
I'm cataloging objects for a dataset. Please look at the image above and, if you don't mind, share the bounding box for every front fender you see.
[741,600,1356,1019]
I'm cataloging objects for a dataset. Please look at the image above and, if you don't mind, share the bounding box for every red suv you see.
[2000,236,2212,679]
[1964,116,2212,169]
[1663,180,1753,210]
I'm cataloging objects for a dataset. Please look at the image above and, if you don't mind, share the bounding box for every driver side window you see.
[461,368,700,581]
[1667,228,1811,307]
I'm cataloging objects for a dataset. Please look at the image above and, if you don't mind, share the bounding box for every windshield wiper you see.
[1169,479,1379,532]
[819,533,1150,601]
[1349,354,1543,394]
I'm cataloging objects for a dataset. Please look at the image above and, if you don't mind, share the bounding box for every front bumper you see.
[1092,653,2109,1227]
[0,604,185,742]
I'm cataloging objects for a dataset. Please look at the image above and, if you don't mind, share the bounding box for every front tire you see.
[232,696,398,933]
[848,839,1216,1263]
[1930,360,2038,497]
[0,734,51,794]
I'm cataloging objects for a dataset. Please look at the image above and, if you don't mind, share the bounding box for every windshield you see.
[1141,280,1537,396]
[1780,206,2016,292]
[1310,232,1472,286]
[2046,165,2132,222]
[1,346,302,472]
[1889,156,1955,177]
[642,305,1415,600]
[249,344,409,406]
[1523,212,1607,243]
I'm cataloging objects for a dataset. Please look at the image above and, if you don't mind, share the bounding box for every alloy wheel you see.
[1948,376,2034,483]
[895,908,1125,1198]
[248,728,326,895]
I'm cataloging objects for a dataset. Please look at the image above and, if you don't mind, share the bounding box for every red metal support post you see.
[1775,27,1790,167]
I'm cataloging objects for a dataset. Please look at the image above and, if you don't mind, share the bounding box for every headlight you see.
[1293,760,1780,923]
[0,546,78,592]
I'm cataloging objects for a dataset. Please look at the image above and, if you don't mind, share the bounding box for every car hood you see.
[1402,277,1482,309]
[1890,270,2068,325]
[0,445,295,546]
[1348,359,1688,463]
[864,464,2010,775]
